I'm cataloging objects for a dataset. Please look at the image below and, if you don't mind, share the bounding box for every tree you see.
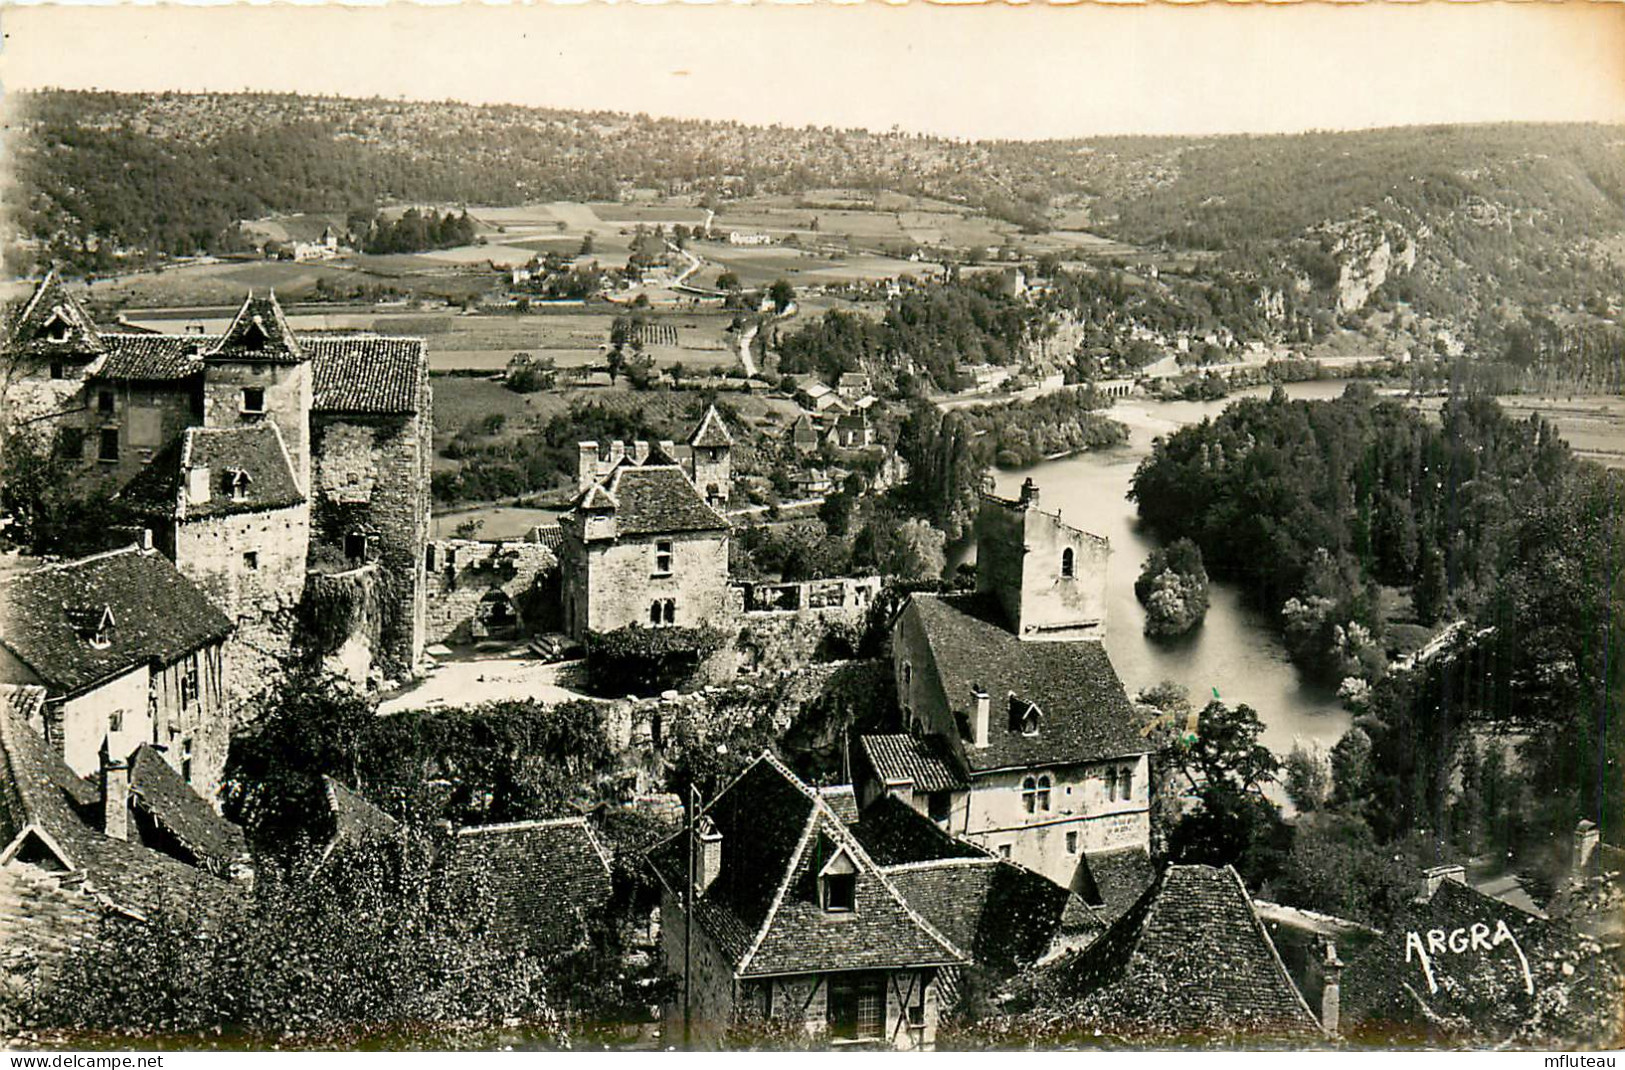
[768,278,795,313]
[1163,701,1287,885]
[1283,743,1331,813]
[716,271,741,292]
[1329,725,1374,810]
[578,232,595,256]
[882,518,947,583]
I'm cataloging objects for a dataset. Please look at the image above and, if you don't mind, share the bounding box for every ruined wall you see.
[735,577,880,675]
[310,412,430,676]
[423,539,559,645]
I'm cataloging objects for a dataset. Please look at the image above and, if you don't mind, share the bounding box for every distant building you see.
[559,416,732,640]
[727,232,772,247]
[857,480,1149,903]
[788,413,820,455]
[996,864,1327,1044]
[647,754,967,1049]
[836,371,873,401]
[827,410,875,450]
[0,546,235,798]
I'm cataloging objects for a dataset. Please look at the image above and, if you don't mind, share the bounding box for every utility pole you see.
[683,780,695,1050]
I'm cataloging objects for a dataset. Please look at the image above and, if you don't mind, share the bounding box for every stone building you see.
[0,546,235,798]
[422,538,560,645]
[574,403,734,509]
[559,417,732,641]
[647,754,967,1049]
[855,481,1151,911]
[2,274,433,681]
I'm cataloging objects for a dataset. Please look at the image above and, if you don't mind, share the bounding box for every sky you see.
[2,1,1623,140]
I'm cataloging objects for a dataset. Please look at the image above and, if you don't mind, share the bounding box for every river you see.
[957,380,1357,758]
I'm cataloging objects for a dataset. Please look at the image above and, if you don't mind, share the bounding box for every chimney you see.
[100,748,130,842]
[576,442,599,492]
[631,440,650,465]
[1574,819,1601,878]
[1420,863,1467,900]
[607,441,626,469]
[1320,941,1343,1036]
[695,817,723,893]
[971,687,991,749]
[137,527,153,551]
[885,778,915,808]
[1018,478,1039,508]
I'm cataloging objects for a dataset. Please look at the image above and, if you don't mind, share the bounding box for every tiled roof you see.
[816,784,860,825]
[0,693,246,923]
[530,523,564,555]
[858,734,968,793]
[3,272,105,358]
[1341,877,1618,1044]
[903,593,1145,773]
[578,464,729,537]
[205,293,303,363]
[90,335,206,381]
[689,405,734,448]
[320,776,402,860]
[889,857,1073,977]
[1072,846,1156,923]
[439,816,613,956]
[119,424,304,520]
[128,745,248,878]
[1004,864,1324,1043]
[307,337,427,414]
[0,547,233,698]
[848,794,985,867]
[646,754,966,978]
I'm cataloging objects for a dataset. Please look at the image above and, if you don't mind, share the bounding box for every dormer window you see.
[43,312,70,343]
[242,318,268,349]
[71,605,116,650]
[1010,695,1042,736]
[820,850,858,913]
[1061,547,1076,579]
[224,467,252,502]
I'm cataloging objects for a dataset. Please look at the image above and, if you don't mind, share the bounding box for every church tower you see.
[201,291,312,494]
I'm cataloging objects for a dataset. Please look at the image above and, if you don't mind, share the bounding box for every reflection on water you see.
[958,381,1354,757]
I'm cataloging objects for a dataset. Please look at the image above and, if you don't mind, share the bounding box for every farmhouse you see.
[856,480,1149,903]
[0,546,234,798]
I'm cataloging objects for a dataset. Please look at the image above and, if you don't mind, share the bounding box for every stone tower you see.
[687,404,733,508]
[201,292,313,494]
[975,478,1109,641]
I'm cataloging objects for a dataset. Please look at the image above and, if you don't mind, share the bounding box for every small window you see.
[1022,775,1038,814]
[243,550,259,571]
[1037,774,1052,813]
[97,390,114,414]
[1120,766,1134,801]
[823,872,857,913]
[654,540,673,576]
[344,532,369,562]
[425,545,437,571]
[650,601,663,625]
[44,315,70,343]
[1066,830,1079,854]
[928,791,951,823]
[97,427,119,463]
[242,387,265,414]
[998,844,1012,860]
[180,659,200,711]
[1105,767,1120,802]
[1061,547,1076,579]
[181,738,193,785]
[49,361,65,380]
[108,709,123,734]
[828,973,885,1041]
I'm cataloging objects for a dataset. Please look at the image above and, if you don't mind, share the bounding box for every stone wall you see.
[310,411,430,676]
[660,889,740,1047]
[565,530,730,638]
[201,361,312,493]
[734,577,880,676]
[423,539,559,645]
[976,492,1109,641]
[171,505,309,629]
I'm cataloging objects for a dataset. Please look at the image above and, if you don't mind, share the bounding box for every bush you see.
[583,624,728,696]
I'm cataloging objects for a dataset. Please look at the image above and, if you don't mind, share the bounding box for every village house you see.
[559,412,733,641]
[648,754,967,1049]
[827,410,875,450]
[0,684,249,997]
[856,480,1150,907]
[2,274,434,682]
[995,864,1328,1045]
[835,371,872,402]
[788,413,821,455]
[0,545,235,799]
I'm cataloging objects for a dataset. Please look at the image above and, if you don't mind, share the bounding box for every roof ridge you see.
[1224,864,1328,1036]
[25,543,147,575]
[880,856,999,874]
[455,815,590,836]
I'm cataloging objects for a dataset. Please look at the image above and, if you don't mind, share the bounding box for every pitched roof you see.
[119,424,304,520]
[689,405,734,448]
[3,271,104,358]
[439,816,614,956]
[0,547,233,697]
[320,776,402,860]
[647,754,967,978]
[127,745,248,877]
[847,794,985,868]
[1341,877,1619,1044]
[903,593,1145,773]
[307,337,428,414]
[890,858,1074,978]
[1072,846,1156,923]
[90,334,206,381]
[0,692,246,923]
[575,463,729,537]
[205,292,303,363]
[1004,864,1324,1044]
[858,734,968,793]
